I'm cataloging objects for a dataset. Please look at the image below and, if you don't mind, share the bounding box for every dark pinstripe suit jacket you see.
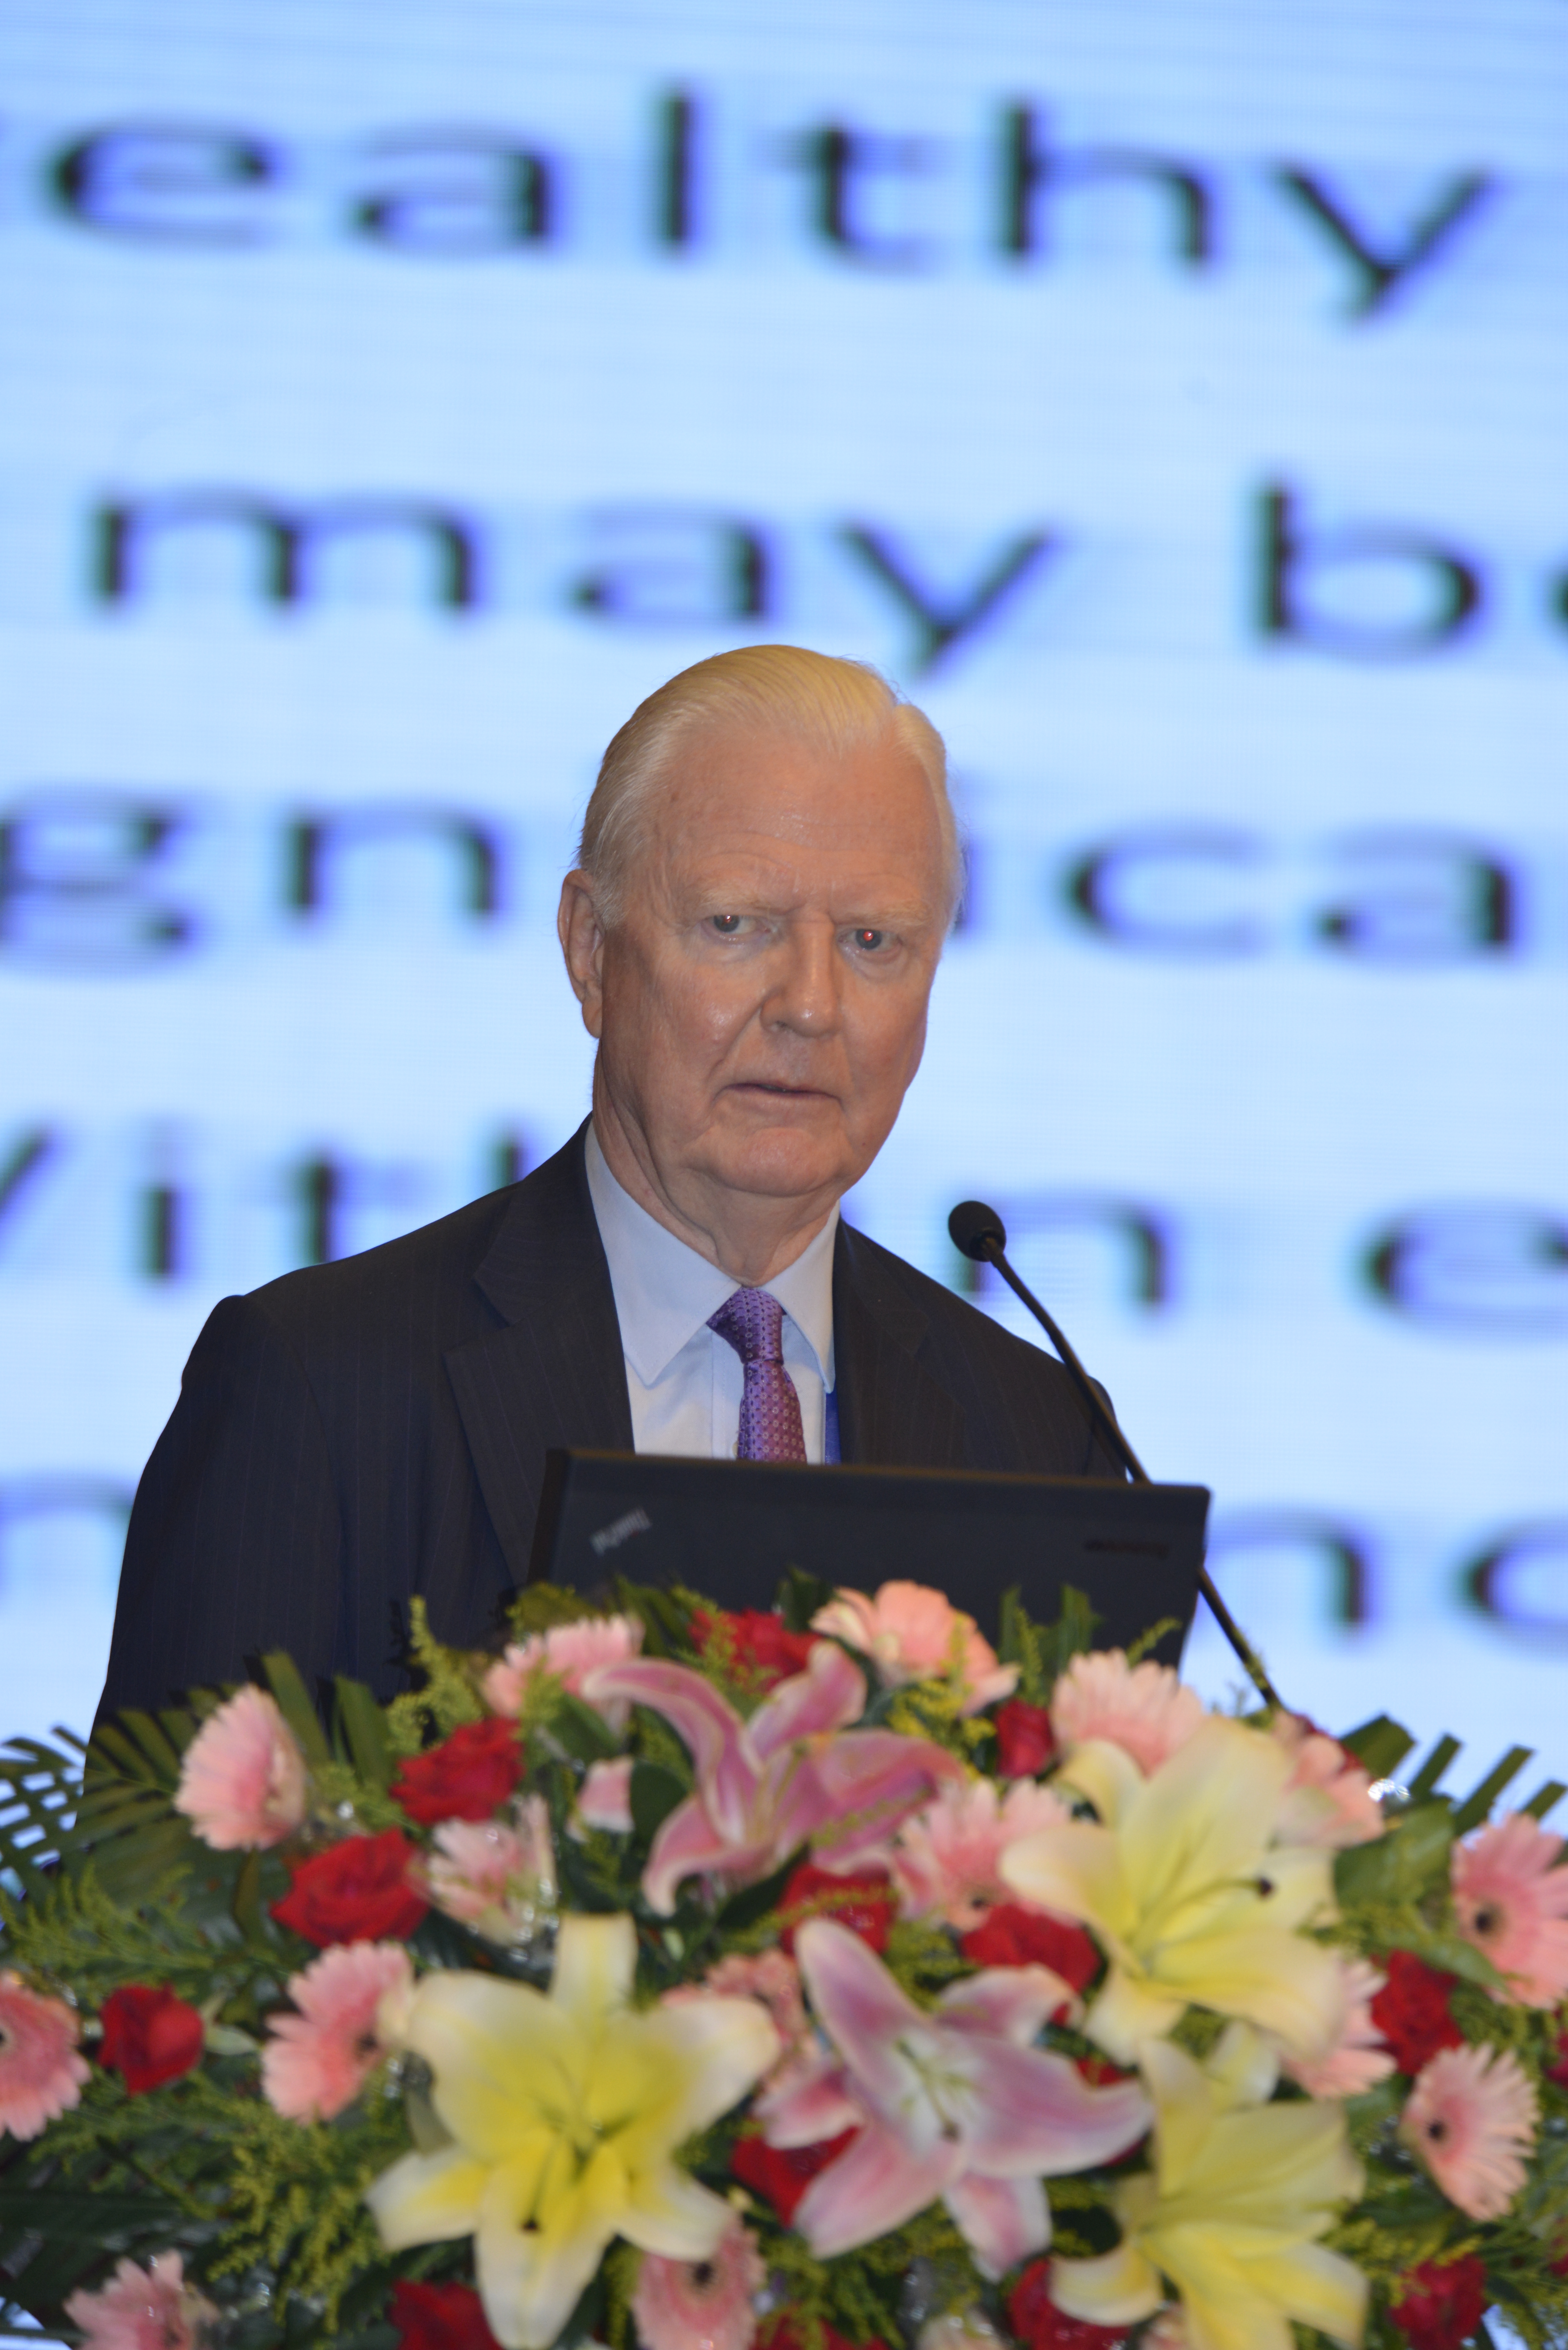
[97,1122,1117,1718]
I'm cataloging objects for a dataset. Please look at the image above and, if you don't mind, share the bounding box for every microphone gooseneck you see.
[948,1199,1283,1711]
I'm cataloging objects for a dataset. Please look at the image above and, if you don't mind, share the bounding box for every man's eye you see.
[850,927,889,951]
[710,914,744,935]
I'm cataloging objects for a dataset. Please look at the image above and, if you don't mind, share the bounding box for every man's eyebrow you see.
[682,893,937,928]
[843,901,935,927]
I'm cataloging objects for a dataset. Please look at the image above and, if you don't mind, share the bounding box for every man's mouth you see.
[728,1080,831,1099]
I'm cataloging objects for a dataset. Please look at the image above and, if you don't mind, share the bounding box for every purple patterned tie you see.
[708,1288,807,1463]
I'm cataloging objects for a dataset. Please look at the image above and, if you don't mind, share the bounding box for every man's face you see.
[564,722,948,1237]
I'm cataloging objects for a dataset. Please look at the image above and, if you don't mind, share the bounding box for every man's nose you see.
[763,920,842,1036]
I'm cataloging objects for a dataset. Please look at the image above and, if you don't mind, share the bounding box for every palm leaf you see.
[0,1732,94,1897]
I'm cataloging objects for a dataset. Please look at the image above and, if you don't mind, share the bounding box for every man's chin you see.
[699,1119,854,1205]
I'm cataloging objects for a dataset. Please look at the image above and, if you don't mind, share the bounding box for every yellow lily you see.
[366,1914,778,2350]
[1051,2030,1367,2350]
[999,1716,1343,2063]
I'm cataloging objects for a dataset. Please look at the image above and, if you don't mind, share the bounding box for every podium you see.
[529,1450,1210,1669]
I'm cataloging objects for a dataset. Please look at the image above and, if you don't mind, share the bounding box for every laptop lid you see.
[528,1451,1210,1667]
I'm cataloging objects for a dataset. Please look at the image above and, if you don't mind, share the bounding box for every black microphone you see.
[948,1199,1282,1710]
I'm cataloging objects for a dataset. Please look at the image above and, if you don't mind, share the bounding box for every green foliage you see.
[2,1722,202,1915]
[211,2078,413,2323]
[1451,1745,1533,1835]
[762,2202,977,2348]
[1124,1615,1182,1667]
[1406,1734,1461,1802]
[881,1916,970,2001]
[776,1565,835,1635]
[1340,1716,1417,1781]
[599,2240,641,2350]
[1334,1801,1453,1911]
[382,1597,486,1753]
[627,1702,696,1790]
[996,1582,1099,1706]
[2,1861,285,2011]
[629,1761,686,1841]
[884,1675,989,1757]
[307,1759,408,1833]
[550,1690,622,1764]
[260,1655,334,1769]
[613,1576,702,1659]
[0,1730,91,1903]
[505,1582,612,1638]
[334,1678,395,1790]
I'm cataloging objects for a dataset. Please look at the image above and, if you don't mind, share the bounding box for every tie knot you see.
[709,1286,787,1366]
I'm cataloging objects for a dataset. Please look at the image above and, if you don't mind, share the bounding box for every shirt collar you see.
[584,1122,837,1390]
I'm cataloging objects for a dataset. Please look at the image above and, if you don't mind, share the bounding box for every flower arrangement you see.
[3,1568,1568,2350]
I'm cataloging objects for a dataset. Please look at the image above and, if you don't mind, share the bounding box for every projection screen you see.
[1,0,1564,1775]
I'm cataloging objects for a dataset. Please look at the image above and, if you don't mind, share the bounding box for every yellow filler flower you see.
[366,1914,779,2350]
[1051,2030,1367,2350]
[999,1716,1343,2063]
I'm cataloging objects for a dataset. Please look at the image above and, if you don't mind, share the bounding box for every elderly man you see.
[97,646,1116,1716]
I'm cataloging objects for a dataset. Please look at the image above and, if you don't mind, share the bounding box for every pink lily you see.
[761,1918,1151,2278]
[582,1642,965,1915]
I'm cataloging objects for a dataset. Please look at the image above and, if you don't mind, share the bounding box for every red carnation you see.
[98,1984,205,2094]
[272,1829,429,1946]
[960,1902,1100,1992]
[732,2127,857,2223]
[1008,2260,1129,2348]
[1389,2255,1488,2350]
[391,1718,525,1826]
[692,1607,817,1691]
[389,2279,501,2350]
[778,1862,897,1955]
[1370,1950,1464,2076]
[994,1697,1056,1778]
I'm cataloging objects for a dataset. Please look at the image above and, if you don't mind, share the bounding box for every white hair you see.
[574,644,960,927]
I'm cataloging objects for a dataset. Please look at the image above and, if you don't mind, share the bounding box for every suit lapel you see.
[444,1125,632,1590]
[833,1224,969,1470]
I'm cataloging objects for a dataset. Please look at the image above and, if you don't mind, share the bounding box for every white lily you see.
[1050,2030,1366,2350]
[366,1914,777,2350]
[999,1717,1343,2064]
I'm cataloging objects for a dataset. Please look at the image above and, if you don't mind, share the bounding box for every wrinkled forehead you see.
[644,715,944,870]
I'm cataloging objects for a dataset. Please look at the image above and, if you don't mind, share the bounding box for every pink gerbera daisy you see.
[889,1776,1068,1929]
[1049,1650,1205,1775]
[1400,2042,1538,2219]
[810,1581,1017,1712]
[0,1969,90,2138]
[65,2252,214,2350]
[666,1949,813,2092]
[1452,1812,1568,2009]
[1285,1957,1395,2098]
[700,1950,810,2058]
[481,1614,643,1728]
[629,2215,765,2350]
[421,1797,558,1946]
[173,1686,308,1851]
[260,1941,413,2122]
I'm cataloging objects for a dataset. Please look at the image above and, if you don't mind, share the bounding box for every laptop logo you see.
[589,1506,652,1558]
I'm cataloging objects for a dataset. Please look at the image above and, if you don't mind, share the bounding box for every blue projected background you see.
[1,0,1565,1767]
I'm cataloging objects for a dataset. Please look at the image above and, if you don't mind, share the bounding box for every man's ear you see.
[557,871,607,1037]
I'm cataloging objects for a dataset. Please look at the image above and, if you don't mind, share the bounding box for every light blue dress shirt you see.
[583,1122,838,1463]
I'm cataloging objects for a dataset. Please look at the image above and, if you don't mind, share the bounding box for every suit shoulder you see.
[235,1123,593,1355]
[839,1223,1066,1391]
[241,1182,515,1336]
